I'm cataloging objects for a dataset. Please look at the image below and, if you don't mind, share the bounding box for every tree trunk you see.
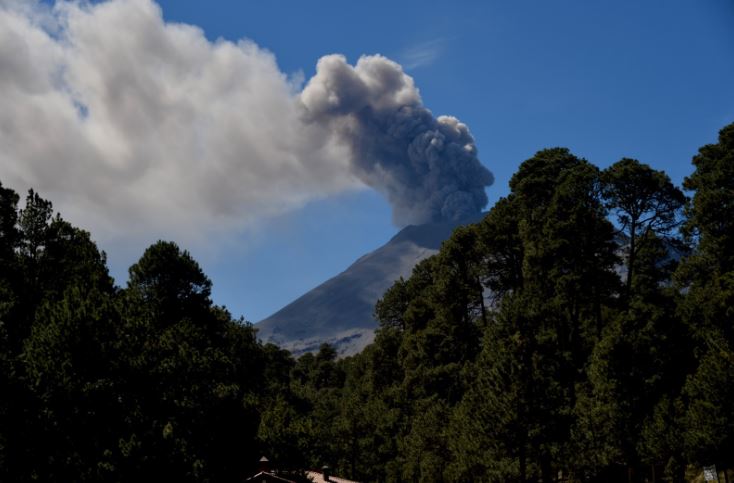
[541,457,552,483]
[626,222,636,304]
[477,277,487,327]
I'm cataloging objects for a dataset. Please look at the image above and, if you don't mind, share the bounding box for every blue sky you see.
[170,0,734,322]
[7,0,734,322]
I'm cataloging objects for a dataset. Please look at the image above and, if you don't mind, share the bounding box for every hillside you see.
[256,215,483,356]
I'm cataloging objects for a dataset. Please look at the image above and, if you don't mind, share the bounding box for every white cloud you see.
[398,38,447,70]
[0,0,491,260]
[0,0,357,247]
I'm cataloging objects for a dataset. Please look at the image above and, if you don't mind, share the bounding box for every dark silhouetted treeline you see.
[1,123,732,482]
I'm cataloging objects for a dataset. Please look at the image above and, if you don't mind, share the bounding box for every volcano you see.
[256,214,483,357]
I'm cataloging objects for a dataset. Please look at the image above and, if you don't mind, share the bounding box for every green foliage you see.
[2,121,733,481]
[601,158,686,297]
[0,181,19,274]
[675,122,734,473]
[126,241,212,323]
[681,338,734,465]
[18,189,53,263]
[681,123,734,276]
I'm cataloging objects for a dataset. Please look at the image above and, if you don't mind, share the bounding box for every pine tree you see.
[601,158,686,299]
[676,123,734,471]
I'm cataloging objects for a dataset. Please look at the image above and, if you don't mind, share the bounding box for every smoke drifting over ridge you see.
[0,0,493,250]
[300,55,493,225]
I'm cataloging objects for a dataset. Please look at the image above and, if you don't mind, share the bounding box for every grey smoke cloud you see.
[300,54,493,225]
[0,0,356,246]
[0,0,492,252]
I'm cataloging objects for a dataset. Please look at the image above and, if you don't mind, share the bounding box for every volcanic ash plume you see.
[0,0,493,253]
[300,54,494,226]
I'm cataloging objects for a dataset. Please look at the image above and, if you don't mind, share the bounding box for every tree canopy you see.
[1,122,733,482]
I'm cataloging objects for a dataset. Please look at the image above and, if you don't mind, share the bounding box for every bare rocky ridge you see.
[256,214,484,356]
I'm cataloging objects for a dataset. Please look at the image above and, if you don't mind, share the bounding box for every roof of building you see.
[245,471,298,483]
[304,470,360,483]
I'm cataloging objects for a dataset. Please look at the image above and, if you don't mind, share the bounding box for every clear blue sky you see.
[76,1,734,321]
[149,0,734,323]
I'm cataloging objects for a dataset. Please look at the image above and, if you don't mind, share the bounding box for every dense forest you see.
[0,122,732,482]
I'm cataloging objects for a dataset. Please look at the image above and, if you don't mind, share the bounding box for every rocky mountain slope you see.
[256,215,483,356]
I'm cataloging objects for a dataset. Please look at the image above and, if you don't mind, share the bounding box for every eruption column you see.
[299,54,494,225]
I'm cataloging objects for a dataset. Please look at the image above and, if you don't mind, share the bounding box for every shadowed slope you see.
[256,214,483,356]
